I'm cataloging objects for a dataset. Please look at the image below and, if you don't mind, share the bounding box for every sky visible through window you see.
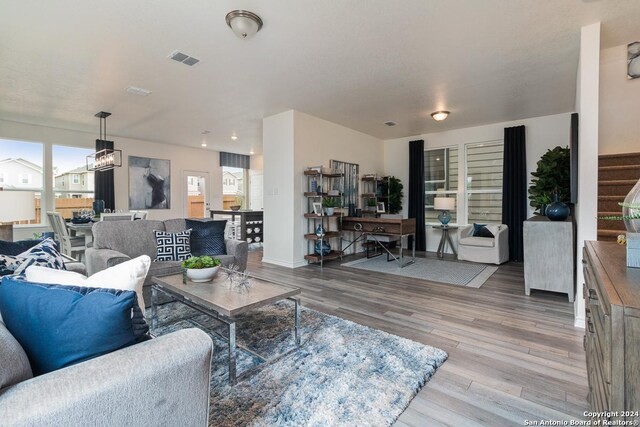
[0,139,93,174]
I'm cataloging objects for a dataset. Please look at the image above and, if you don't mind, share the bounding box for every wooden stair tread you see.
[599,165,640,171]
[597,179,638,185]
[598,211,625,216]
[599,152,640,160]
[598,229,625,236]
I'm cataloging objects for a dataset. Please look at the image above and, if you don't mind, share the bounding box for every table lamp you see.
[0,190,36,241]
[434,197,456,225]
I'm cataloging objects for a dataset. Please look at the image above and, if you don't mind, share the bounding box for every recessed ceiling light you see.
[201,143,207,147]
[384,121,397,127]
[436,157,440,161]
[249,150,255,155]
[125,86,152,96]
[431,111,450,121]
[231,135,238,141]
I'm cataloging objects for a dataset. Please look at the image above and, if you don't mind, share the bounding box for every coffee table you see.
[150,272,301,385]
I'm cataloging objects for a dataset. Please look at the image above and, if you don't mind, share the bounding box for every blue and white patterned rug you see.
[149,300,447,427]
[342,256,498,288]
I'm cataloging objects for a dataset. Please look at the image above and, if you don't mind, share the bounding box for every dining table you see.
[66,221,95,246]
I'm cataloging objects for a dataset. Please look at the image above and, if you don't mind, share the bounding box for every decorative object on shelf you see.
[546,194,570,221]
[528,146,570,214]
[628,41,640,79]
[366,198,377,212]
[92,200,105,215]
[382,176,404,214]
[225,10,263,39]
[328,189,339,196]
[230,205,241,211]
[129,155,171,209]
[311,177,318,193]
[181,256,221,283]
[0,190,36,241]
[87,112,123,172]
[322,197,338,216]
[315,224,325,237]
[348,203,356,217]
[314,240,331,256]
[434,197,455,225]
[376,202,385,213]
[312,202,323,216]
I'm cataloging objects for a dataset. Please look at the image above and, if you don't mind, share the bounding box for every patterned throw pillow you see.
[0,255,20,276]
[12,238,66,276]
[185,219,227,256]
[154,229,192,261]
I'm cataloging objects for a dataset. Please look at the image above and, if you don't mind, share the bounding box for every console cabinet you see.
[583,241,640,419]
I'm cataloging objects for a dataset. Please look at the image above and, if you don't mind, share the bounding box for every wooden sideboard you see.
[583,241,640,419]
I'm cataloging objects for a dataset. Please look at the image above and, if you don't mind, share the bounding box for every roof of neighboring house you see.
[55,165,91,177]
[222,171,243,180]
[0,158,43,173]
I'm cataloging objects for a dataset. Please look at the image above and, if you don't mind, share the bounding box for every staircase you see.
[597,152,640,241]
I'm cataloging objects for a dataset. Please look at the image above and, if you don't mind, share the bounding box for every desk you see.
[66,222,94,246]
[342,217,416,267]
[431,225,458,258]
[210,210,264,243]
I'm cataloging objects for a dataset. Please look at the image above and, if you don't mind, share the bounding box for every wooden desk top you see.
[342,216,416,235]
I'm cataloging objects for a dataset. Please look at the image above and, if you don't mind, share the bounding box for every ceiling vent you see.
[168,51,200,67]
[125,86,152,96]
[384,121,397,127]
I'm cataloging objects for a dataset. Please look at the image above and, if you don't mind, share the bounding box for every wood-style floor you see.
[247,250,589,426]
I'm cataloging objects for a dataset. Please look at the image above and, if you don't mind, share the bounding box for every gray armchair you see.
[457,224,509,264]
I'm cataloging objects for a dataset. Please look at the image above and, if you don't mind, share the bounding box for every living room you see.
[1,1,640,426]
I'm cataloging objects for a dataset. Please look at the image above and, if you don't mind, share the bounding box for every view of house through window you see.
[53,145,95,218]
[0,139,43,224]
[222,166,247,209]
[424,141,504,225]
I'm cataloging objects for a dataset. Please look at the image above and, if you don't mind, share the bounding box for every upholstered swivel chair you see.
[457,224,509,264]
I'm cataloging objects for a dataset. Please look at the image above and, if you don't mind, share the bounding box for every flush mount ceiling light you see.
[225,10,263,39]
[231,135,238,140]
[431,111,450,121]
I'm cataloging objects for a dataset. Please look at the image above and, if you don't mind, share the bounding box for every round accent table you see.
[431,225,458,259]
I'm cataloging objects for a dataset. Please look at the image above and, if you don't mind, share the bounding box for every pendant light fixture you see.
[225,10,263,39]
[87,111,122,172]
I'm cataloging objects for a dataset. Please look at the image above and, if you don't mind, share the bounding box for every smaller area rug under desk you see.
[149,300,447,427]
[342,256,498,288]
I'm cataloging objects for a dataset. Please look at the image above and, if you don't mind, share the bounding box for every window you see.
[424,147,459,224]
[0,139,43,224]
[53,145,95,218]
[465,141,504,223]
[222,166,247,209]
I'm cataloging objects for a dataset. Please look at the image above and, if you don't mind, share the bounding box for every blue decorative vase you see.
[315,224,325,237]
[546,195,569,221]
[93,200,105,214]
[438,210,452,225]
[314,241,331,256]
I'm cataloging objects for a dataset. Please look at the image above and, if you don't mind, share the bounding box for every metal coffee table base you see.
[151,286,301,386]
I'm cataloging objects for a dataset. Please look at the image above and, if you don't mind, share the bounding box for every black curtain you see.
[502,126,527,262]
[408,139,426,251]
[94,139,115,211]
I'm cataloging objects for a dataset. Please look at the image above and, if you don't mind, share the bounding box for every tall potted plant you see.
[529,146,570,215]
[382,177,403,214]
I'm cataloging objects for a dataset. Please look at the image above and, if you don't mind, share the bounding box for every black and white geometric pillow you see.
[13,238,67,276]
[154,229,192,261]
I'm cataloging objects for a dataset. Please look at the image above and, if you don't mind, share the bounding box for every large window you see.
[424,141,504,225]
[465,141,503,223]
[222,166,247,209]
[0,139,43,224]
[424,147,459,223]
[53,145,95,219]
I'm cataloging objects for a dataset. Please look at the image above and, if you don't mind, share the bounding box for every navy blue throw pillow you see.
[0,276,150,376]
[186,219,227,256]
[0,239,60,256]
[472,223,494,238]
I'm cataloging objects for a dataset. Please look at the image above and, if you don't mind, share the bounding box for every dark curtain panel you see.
[408,139,426,251]
[502,125,527,262]
[94,139,115,211]
[220,152,250,169]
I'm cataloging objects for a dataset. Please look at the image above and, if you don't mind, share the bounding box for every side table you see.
[431,225,458,258]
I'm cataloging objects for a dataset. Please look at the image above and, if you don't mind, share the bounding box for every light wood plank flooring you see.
[247,250,589,426]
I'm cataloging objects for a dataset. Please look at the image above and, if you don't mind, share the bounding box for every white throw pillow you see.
[25,255,150,312]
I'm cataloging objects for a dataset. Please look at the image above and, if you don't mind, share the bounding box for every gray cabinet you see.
[523,216,575,301]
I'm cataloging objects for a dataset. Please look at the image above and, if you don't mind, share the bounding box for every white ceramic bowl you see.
[186,266,219,283]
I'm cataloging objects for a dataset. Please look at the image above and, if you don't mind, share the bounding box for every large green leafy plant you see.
[528,146,570,210]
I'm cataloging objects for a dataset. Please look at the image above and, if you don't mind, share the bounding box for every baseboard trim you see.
[574,315,585,329]
[261,257,308,269]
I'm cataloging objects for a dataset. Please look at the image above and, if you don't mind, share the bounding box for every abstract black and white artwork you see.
[129,156,171,209]
[628,41,640,79]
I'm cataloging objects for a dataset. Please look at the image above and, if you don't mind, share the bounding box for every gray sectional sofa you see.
[86,218,248,306]
[0,320,213,426]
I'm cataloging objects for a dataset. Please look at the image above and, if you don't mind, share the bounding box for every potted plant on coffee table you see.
[181,255,222,283]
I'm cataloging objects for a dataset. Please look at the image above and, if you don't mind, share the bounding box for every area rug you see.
[341,256,498,288]
[149,300,447,427]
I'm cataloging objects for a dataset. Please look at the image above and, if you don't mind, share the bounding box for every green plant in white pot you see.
[182,256,222,283]
[322,197,338,216]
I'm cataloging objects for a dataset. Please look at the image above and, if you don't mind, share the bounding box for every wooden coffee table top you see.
[151,272,301,318]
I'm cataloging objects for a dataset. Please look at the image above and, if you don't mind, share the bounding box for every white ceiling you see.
[1,0,640,155]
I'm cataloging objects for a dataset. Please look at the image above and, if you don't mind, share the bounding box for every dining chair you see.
[130,210,149,220]
[100,213,135,221]
[46,211,87,261]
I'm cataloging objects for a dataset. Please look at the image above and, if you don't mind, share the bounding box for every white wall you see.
[262,110,384,268]
[599,42,640,155]
[0,118,222,239]
[574,22,601,328]
[249,154,264,211]
[384,112,573,253]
